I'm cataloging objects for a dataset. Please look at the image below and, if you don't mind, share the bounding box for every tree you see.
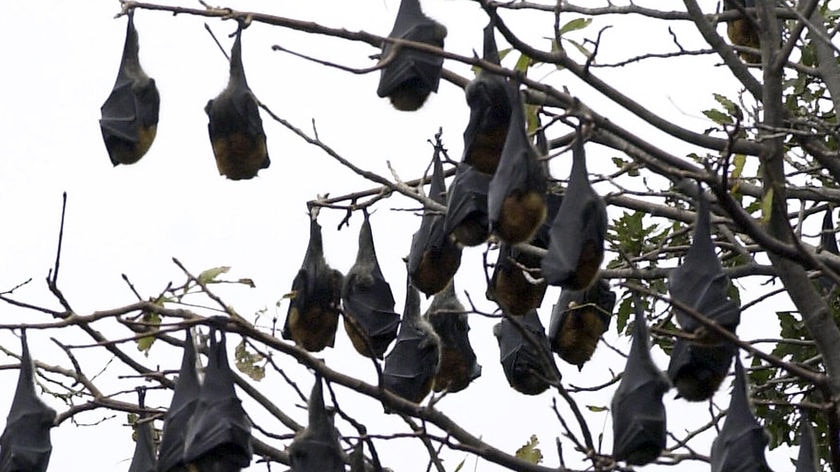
[0,0,838,471]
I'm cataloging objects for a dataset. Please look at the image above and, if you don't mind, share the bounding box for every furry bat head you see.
[288,375,345,472]
[548,278,615,370]
[424,281,481,393]
[493,310,558,395]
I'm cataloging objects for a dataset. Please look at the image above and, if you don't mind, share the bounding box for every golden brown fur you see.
[497,191,547,245]
[211,131,269,181]
[466,125,508,175]
[554,308,606,368]
[285,305,339,352]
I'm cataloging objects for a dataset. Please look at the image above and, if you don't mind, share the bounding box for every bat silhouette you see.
[443,163,491,247]
[487,84,547,244]
[725,0,760,63]
[128,390,157,472]
[183,328,252,471]
[710,356,772,472]
[424,281,481,393]
[382,280,441,403]
[541,127,607,289]
[548,278,615,370]
[349,440,365,472]
[205,26,269,180]
[487,193,561,316]
[0,330,56,472]
[461,20,511,175]
[284,217,344,352]
[342,213,401,358]
[288,375,345,472]
[819,208,838,294]
[408,146,462,296]
[376,0,447,111]
[667,337,735,402]
[493,310,558,395]
[610,299,670,466]
[158,330,202,472]
[99,10,160,166]
[796,411,818,472]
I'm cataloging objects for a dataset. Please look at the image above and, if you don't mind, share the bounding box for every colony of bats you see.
[2,0,821,471]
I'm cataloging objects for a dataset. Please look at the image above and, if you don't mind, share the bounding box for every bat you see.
[668,186,740,340]
[205,26,270,180]
[548,278,616,370]
[376,0,447,111]
[443,163,491,247]
[725,0,761,63]
[341,213,401,358]
[158,329,202,472]
[709,356,772,472]
[424,281,481,393]
[288,375,345,472]
[610,298,670,466]
[541,127,607,289]
[0,330,56,472]
[128,390,157,472]
[819,208,838,294]
[487,83,547,244]
[283,217,344,352]
[408,146,462,296]
[487,193,561,316]
[796,411,818,472]
[667,337,735,402]
[99,10,160,166]
[349,441,365,472]
[461,20,511,175]
[492,310,558,395]
[183,328,252,471]
[382,280,441,403]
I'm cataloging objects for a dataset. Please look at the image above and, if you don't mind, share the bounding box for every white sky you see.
[0,0,809,471]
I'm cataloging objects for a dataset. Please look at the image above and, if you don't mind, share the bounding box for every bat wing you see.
[183,328,252,468]
[819,208,838,293]
[548,279,615,369]
[289,375,345,472]
[541,130,607,289]
[710,357,772,472]
[611,299,669,465]
[493,310,557,395]
[796,411,818,472]
[444,163,491,247]
[487,242,547,316]
[426,283,481,393]
[128,415,157,472]
[667,337,735,401]
[669,188,740,333]
[157,330,202,472]
[0,331,56,472]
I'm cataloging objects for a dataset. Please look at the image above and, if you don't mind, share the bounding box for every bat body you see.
[342,214,401,358]
[493,310,558,395]
[461,21,511,175]
[444,163,491,247]
[796,412,818,472]
[725,0,761,63]
[819,208,838,294]
[382,282,441,403]
[376,0,447,111]
[99,11,160,166]
[288,376,345,472]
[488,194,561,316]
[667,338,735,402]
[159,330,202,472]
[0,331,56,472]
[541,129,607,289]
[183,329,252,471]
[284,218,343,352]
[408,148,462,296]
[487,84,547,244]
[205,27,269,180]
[710,357,772,472]
[611,300,670,466]
[424,282,481,393]
[128,391,157,472]
[548,278,616,370]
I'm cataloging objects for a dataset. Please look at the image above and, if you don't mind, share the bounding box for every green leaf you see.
[198,266,230,284]
[235,339,266,381]
[564,38,591,58]
[731,154,746,180]
[761,188,774,223]
[559,17,592,35]
[514,53,532,75]
[713,93,739,117]
[515,435,543,464]
[586,405,608,412]
[136,312,160,355]
[702,109,733,125]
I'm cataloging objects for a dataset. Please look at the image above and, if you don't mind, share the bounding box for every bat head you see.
[493,310,558,395]
[289,375,345,472]
[158,329,202,472]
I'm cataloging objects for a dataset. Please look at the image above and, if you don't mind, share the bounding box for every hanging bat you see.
[443,163,491,247]
[819,208,838,294]
[610,299,670,466]
[493,310,558,395]
[99,10,160,166]
[668,186,740,340]
[288,375,345,472]
[710,357,772,472]
[376,0,447,111]
[158,330,202,472]
[342,213,401,358]
[725,0,761,63]
[424,281,481,393]
[205,25,270,180]
[667,337,735,402]
[487,193,561,316]
[349,441,365,472]
[796,411,818,472]
[382,281,441,403]
[548,278,615,370]
[0,330,56,472]
[487,84,547,245]
[408,146,462,296]
[541,127,607,289]
[183,328,252,471]
[128,390,157,472]
[461,20,511,175]
[284,217,344,352]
